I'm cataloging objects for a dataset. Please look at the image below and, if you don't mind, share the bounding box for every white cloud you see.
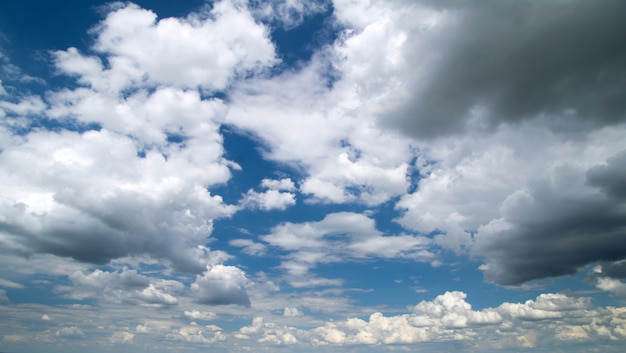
[59,269,182,306]
[283,307,303,317]
[261,212,434,281]
[56,326,84,338]
[184,310,217,321]
[0,278,24,289]
[261,178,296,191]
[190,265,251,307]
[167,323,225,344]
[596,277,626,300]
[54,0,276,93]
[110,331,134,344]
[229,239,266,256]
[241,189,296,211]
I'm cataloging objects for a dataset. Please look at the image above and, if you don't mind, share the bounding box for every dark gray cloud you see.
[476,160,626,286]
[587,151,626,200]
[387,0,626,138]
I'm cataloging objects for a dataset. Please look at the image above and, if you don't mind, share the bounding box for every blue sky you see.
[1,1,626,352]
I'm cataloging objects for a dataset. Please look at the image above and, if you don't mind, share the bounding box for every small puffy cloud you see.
[261,178,296,191]
[167,323,225,344]
[283,307,303,317]
[110,331,134,344]
[56,326,84,338]
[241,189,296,211]
[0,289,9,305]
[41,314,51,321]
[241,178,297,211]
[237,317,299,345]
[596,278,626,300]
[191,265,251,307]
[184,310,217,321]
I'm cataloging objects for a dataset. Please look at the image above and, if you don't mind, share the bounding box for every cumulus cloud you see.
[334,0,626,139]
[58,269,181,306]
[167,323,225,344]
[190,265,251,307]
[184,310,217,321]
[240,178,297,211]
[110,331,134,344]
[307,292,624,347]
[54,0,276,93]
[56,326,84,338]
[261,212,434,282]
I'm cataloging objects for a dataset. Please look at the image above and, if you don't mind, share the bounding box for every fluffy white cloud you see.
[261,212,434,283]
[191,265,251,307]
[283,307,303,317]
[56,326,84,338]
[167,322,225,344]
[54,0,276,93]
[596,278,626,300]
[109,331,134,344]
[58,269,182,306]
[184,310,217,321]
[2,90,238,273]
[241,189,296,211]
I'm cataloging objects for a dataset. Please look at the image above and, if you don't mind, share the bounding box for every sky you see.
[1,0,625,352]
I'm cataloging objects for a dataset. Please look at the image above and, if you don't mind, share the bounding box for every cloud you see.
[240,178,297,211]
[473,151,626,285]
[334,0,626,139]
[283,307,303,317]
[226,59,414,206]
[56,326,84,338]
[261,212,434,281]
[229,238,267,256]
[167,323,225,344]
[110,331,134,344]
[184,310,217,321]
[304,291,624,347]
[54,0,277,93]
[0,278,24,289]
[596,278,626,300]
[0,289,9,305]
[59,269,182,306]
[190,265,251,307]
[1,95,238,273]
[251,0,329,29]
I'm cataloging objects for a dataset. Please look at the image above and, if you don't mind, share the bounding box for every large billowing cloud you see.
[332,0,626,138]
[191,265,251,307]
[0,0,279,273]
[325,0,626,285]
